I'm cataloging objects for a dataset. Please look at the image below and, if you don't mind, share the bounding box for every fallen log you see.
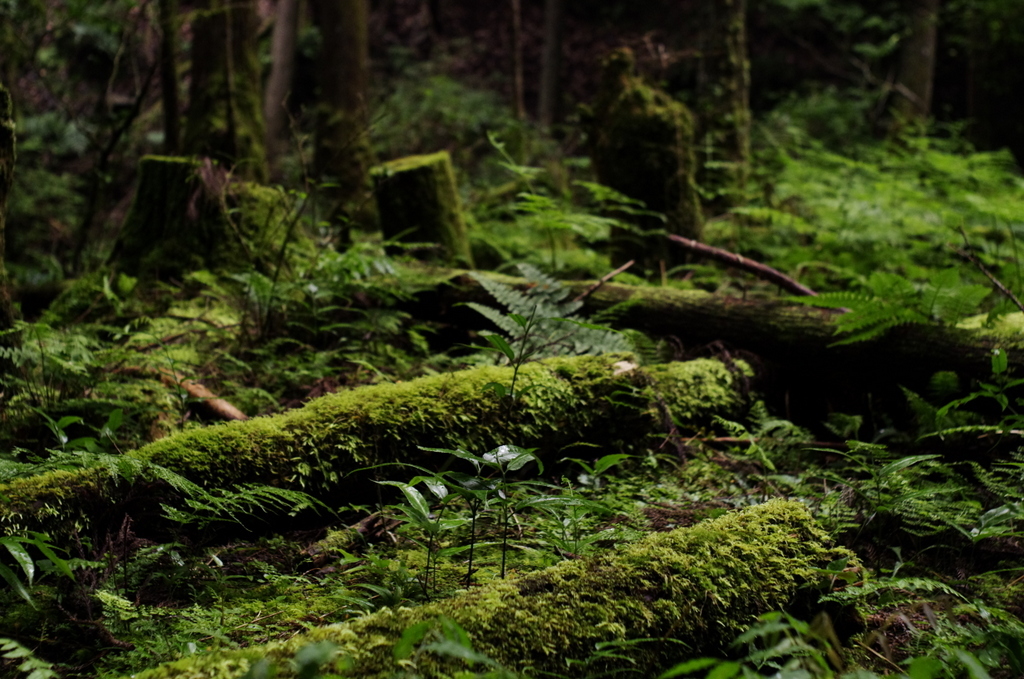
[0,354,746,538]
[423,269,1024,381]
[129,500,854,679]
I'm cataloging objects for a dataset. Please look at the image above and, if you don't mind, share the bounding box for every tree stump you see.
[114,155,297,278]
[373,151,474,268]
[586,48,703,271]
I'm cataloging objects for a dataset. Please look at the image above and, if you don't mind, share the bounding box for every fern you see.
[820,576,965,606]
[468,264,631,360]
[791,269,990,344]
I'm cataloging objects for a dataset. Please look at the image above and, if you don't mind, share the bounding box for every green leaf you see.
[393,621,432,660]
[1,539,35,584]
[0,562,34,605]
[905,656,944,679]
[878,454,940,476]
[657,658,719,679]
[992,348,1008,375]
[484,334,516,361]
[593,454,632,475]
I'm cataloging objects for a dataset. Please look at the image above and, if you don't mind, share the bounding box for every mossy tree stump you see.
[114,155,299,279]
[373,151,474,268]
[586,48,703,270]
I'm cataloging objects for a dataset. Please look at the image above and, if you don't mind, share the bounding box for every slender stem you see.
[465,499,478,588]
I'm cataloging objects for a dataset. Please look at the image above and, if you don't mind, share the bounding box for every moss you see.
[586,48,703,269]
[0,354,746,537]
[129,500,854,678]
[373,151,474,268]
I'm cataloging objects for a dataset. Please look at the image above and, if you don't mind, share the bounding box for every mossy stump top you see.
[373,151,474,268]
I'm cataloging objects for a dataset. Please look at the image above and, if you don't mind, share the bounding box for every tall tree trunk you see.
[0,81,17,364]
[537,0,564,127]
[893,0,940,123]
[183,0,267,182]
[510,0,526,120]
[264,0,300,180]
[311,0,375,233]
[696,0,751,208]
[158,0,180,154]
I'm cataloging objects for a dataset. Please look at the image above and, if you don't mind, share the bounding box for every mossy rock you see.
[128,500,854,678]
[0,354,746,538]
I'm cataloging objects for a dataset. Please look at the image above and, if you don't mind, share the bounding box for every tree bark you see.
[893,0,940,123]
[0,81,16,346]
[537,0,565,127]
[696,0,751,207]
[183,0,268,182]
[310,0,375,232]
[158,0,181,154]
[510,0,526,120]
[264,0,300,179]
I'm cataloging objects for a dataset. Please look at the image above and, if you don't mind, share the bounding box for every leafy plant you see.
[790,269,990,345]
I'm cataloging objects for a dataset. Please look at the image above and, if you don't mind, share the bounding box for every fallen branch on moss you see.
[0,353,747,538]
[129,500,853,679]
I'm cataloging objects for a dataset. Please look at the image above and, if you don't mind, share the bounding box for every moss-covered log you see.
[113,155,301,278]
[0,354,746,537]
[129,500,850,679]
[418,269,1024,384]
[373,151,473,267]
[585,48,703,269]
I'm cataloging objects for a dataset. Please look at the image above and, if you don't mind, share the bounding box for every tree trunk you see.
[158,0,181,154]
[0,81,16,345]
[893,0,940,123]
[537,0,565,127]
[264,0,300,179]
[183,0,267,182]
[310,0,375,233]
[696,0,751,207]
[510,0,526,120]
[118,502,849,679]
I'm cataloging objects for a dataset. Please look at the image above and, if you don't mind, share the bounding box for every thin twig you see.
[951,231,1024,313]
[571,259,635,302]
[667,235,819,297]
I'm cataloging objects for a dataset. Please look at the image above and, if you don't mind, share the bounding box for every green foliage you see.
[790,269,991,344]
[0,637,58,679]
[468,264,630,361]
